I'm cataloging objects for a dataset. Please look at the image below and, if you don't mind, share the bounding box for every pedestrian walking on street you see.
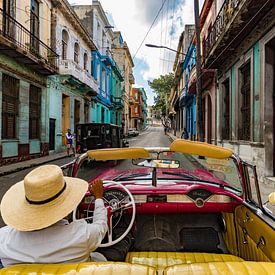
[66,129,75,157]
[181,128,189,140]
[164,126,168,135]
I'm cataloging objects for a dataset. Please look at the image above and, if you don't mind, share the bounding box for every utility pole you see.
[194,0,204,141]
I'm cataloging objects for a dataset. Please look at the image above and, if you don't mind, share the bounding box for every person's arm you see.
[85,180,108,250]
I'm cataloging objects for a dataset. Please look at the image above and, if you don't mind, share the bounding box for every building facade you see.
[49,0,98,152]
[0,0,58,165]
[112,31,135,135]
[202,0,275,195]
[130,87,147,130]
[170,25,195,138]
[72,1,123,125]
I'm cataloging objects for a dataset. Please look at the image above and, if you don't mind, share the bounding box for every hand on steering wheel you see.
[73,180,136,248]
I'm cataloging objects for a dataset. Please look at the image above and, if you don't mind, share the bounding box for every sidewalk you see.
[167,131,179,142]
[0,151,69,176]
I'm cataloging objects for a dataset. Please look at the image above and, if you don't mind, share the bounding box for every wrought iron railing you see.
[111,95,124,107]
[203,0,243,58]
[0,9,58,71]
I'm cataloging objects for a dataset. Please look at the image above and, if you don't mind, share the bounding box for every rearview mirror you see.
[133,158,180,168]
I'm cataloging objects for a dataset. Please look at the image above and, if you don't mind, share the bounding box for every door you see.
[207,95,212,143]
[74,99,80,133]
[101,107,105,123]
[30,0,40,53]
[3,0,16,38]
[62,94,70,145]
[49,118,56,151]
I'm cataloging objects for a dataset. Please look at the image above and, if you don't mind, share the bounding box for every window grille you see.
[84,53,88,71]
[222,79,230,140]
[62,30,69,60]
[1,74,19,139]
[239,62,251,140]
[74,42,80,64]
[29,85,41,139]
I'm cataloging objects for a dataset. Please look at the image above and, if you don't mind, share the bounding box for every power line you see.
[133,0,168,60]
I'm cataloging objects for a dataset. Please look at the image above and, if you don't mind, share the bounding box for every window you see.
[102,69,106,96]
[239,62,251,140]
[74,42,80,64]
[2,74,19,139]
[30,0,40,52]
[84,52,88,71]
[29,85,41,139]
[62,30,69,60]
[222,78,230,140]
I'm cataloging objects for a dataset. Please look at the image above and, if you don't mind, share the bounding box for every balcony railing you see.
[111,95,124,108]
[203,0,243,59]
[0,9,58,72]
[59,59,98,92]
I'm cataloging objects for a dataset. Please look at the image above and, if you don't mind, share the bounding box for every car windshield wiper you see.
[162,171,199,180]
[113,172,150,181]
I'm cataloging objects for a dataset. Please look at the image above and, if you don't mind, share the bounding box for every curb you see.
[0,154,69,177]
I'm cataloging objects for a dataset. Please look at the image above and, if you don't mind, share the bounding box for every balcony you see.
[0,9,58,74]
[111,95,124,109]
[59,59,98,95]
[129,72,135,84]
[203,0,274,68]
[128,96,135,105]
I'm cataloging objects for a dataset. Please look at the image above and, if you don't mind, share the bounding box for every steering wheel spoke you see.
[73,180,136,248]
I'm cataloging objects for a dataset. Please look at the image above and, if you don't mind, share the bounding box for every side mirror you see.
[268,192,275,205]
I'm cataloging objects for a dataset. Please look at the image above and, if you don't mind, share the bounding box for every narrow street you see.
[0,126,169,228]
[128,126,170,147]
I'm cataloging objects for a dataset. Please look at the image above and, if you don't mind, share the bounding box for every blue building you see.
[73,3,124,125]
[180,43,197,140]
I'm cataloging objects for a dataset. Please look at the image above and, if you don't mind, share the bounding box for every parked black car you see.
[76,123,128,153]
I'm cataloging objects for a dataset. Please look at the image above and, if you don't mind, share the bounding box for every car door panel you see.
[235,205,275,261]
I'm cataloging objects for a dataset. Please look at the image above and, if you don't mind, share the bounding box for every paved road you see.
[0,126,169,228]
[128,126,170,147]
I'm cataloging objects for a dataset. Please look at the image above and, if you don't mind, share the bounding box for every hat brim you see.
[0,177,88,231]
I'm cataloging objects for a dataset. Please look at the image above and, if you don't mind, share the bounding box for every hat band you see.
[25,182,67,205]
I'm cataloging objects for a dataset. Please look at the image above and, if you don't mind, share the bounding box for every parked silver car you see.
[128,128,139,137]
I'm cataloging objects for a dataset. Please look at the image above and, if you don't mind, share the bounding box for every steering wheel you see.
[73,180,136,248]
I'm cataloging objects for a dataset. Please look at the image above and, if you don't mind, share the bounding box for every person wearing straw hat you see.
[0,164,107,267]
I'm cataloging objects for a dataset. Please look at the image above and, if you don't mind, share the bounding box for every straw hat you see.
[0,164,88,231]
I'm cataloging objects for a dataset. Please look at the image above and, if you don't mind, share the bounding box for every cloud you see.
[135,0,185,26]
[133,58,155,105]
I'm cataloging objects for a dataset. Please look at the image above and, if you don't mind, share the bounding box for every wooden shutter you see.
[1,74,19,139]
[29,85,41,139]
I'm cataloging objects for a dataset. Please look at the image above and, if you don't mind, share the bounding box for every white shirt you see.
[0,199,107,267]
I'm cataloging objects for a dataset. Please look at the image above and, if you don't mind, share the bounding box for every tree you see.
[148,73,174,126]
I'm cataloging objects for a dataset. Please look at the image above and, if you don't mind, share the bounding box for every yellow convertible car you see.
[1,140,275,274]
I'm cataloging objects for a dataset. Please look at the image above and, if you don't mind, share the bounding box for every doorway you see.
[74,99,80,133]
[101,107,105,123]
[49,118,56,151]
[62,94,70,145]
[265,37,275,175]
[30,0,40,52]
[3,0,16,38]
[207,95,212,144]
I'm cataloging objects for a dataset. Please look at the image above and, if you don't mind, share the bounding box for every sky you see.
[68,0,204,105]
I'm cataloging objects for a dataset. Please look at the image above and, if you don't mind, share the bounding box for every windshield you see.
[71,150,242,194]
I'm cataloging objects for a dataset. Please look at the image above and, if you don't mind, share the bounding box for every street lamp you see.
[145,44,195,59]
